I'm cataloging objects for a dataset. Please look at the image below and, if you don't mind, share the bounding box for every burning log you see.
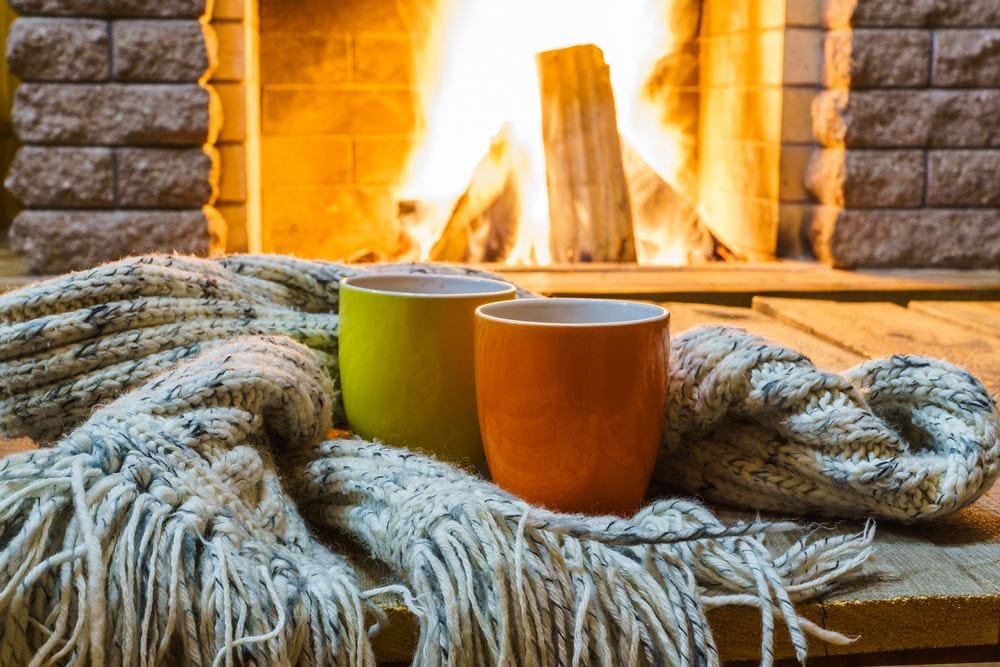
[537,44,636,263]
[621,141,717,263]
[430,125,521,263]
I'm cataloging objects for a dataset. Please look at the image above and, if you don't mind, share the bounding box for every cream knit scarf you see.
[0,254,997,666]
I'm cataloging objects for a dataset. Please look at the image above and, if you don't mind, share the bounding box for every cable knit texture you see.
[0,254,996,666]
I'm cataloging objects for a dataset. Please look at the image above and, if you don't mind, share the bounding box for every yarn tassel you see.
[294,438,875,667]
[0,445,376,666]
[0,337,382,666]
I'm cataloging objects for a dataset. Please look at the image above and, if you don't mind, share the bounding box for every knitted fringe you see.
[0,336,872,666]
[0,339,375,666]
[297,439,873,666]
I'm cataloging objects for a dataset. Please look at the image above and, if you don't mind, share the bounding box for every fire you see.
[400,0,703,265]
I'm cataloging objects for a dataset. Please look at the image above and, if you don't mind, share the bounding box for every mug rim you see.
[341,273,516,299]
[476,297,669,328]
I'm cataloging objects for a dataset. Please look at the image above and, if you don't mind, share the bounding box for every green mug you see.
[338,273,516,469]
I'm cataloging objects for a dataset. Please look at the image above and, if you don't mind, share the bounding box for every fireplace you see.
[3,0,999,274]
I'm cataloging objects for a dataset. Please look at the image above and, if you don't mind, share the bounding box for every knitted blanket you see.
[0,254,997,666]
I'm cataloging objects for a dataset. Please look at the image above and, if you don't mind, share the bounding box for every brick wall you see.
[807,0,1000,268]
[3,0,226,273]
[257,0,431,260]
[211,0,257,253]
[696,0,826,260]
[3,0,997,269]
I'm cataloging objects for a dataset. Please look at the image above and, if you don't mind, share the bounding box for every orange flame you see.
[401,0,699,265]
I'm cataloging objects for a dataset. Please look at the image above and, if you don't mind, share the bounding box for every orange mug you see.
[474,298,670,516]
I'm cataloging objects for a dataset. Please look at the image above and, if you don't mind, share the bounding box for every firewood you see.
[430,125,521,263]
[537,44,636,263]
[621,141,716,263]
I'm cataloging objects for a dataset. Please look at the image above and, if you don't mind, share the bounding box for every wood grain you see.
[753,297,1000,392]
[909,300,1000,340]
[537,44,636,263]
[495,263,1000,306]
[664,302,864,371]
[430,126,520,263]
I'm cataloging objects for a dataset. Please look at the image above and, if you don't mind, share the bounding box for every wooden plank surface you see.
[495,262,1000,305]
[909,300,1000,339]
[665,302,864,371]
[3,250,1000,306]
[752,297,1000,393]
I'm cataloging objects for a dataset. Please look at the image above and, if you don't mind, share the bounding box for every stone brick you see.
[9,0,207,17]
[805,149,925,207]
[354,138,415,185]
[260,136,353,184]
[810,207,1000,268]
[216,202,248,253]
[7,18,109,82]
[354,34,415,85]
[927,150,1000,206]
[702,0,784,36]
[824,29,930,88]
[261,88,419,135]
[823,0,1000,28]
[777,203,812,257]
[260,184,402,259]
[933,30,1000,87]
[212,0,243,20]
[782,87,819,143]
[783,28,823,86]
[700,137,780,201]
[778,144,814,202]
[260,0,424,33]
[116,147,219,207]
[113,20,215,82]
[700,89,782,143]
[13,83,220,145]
[5,146,113,207]
[260,34,349,85]
[813,90,1000,148]
[214,82,246,142]
[10,208,226,274]
[210,20,244,82]
[217,144,246,202]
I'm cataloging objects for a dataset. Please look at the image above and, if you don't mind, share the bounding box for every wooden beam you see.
[537,44,636,263]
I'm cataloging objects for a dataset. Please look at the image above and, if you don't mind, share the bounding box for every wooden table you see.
[3,291,1000,665]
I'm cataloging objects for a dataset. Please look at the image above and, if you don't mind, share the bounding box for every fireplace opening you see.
[258,0,784,266]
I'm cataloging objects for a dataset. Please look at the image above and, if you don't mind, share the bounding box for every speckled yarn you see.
[0,254,996,666]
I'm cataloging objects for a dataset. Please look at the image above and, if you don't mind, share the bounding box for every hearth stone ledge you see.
[811,208,1000,269]
[9,208,227,274]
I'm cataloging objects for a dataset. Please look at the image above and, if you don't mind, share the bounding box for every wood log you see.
[621,140,716,263]
[429,125,521,263]
[537,44,636,263]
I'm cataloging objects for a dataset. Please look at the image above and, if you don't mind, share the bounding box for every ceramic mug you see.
[339,273,516,469]
[474,298,670,515]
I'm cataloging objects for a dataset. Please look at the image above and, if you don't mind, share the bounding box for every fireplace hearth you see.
[2,0,999,274]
